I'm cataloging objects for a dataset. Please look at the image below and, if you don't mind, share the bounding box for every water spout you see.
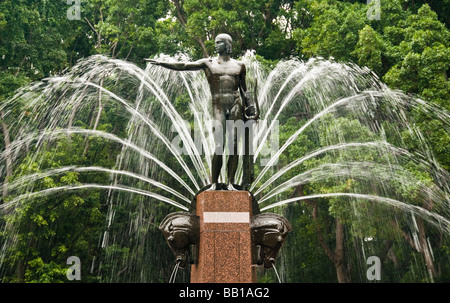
[1,184,189,212]
[261,193,450,232]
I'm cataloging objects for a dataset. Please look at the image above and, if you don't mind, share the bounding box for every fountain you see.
[152,34,291,283]
[0,38,449,282]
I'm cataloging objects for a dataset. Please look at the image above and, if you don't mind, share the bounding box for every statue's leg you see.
[209,106,226,189]
[226,101,243,190]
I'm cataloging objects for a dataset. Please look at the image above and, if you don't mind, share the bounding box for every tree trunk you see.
[417,216,438,279]
[418,197,438,279]
[15,259,25,282]
[1,110,13,197]
[336,262,351,283]
[171,0,210,57]
[68,84,90,130]
[298,185,351,282]
[391,198,439,280]
[334,218,351,283]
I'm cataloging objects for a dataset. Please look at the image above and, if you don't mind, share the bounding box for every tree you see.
[292,0,449,171]
[0,137,105,282]
[0,0,86,197]
[83,0,169,62]
[383,4,449,107]
[167,0,298,59]
[353,25,385,75]
[383,4,450,170]
[293,0,367,62]
[0,0,86,85]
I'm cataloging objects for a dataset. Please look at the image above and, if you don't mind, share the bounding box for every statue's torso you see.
[204,59,243,111]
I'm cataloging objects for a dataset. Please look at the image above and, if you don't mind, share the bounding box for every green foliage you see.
[383,5,450,96]
[165,0,298,59]
[0,0,84,93]
[353,25,385,75]
[0,136,108,282]
[294,0,367,61]
[24,257,67,283]
[84,0,169,62]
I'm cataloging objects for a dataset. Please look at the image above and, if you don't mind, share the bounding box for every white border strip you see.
[203,212,250,223]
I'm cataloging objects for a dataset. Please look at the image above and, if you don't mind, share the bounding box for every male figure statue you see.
[147,34,259,190]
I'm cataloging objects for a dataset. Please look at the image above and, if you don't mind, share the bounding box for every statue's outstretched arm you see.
[145,58,207,71]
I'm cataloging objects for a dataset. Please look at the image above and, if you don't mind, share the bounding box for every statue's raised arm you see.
[145,58,207,71]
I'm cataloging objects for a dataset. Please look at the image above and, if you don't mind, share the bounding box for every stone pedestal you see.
[190,191,257,283]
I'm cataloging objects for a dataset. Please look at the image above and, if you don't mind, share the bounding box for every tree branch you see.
[85,17,101,48]
[171,0,209,57]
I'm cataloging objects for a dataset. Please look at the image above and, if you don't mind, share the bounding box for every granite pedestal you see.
[190,191,257,283]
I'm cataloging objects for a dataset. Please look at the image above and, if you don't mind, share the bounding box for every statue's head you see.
[215,33,233,54]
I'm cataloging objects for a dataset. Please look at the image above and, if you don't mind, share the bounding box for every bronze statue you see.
[146,34,259,191]
[152,35,291,279]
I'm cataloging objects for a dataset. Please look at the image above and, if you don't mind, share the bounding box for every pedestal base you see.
[190,190,256,283]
